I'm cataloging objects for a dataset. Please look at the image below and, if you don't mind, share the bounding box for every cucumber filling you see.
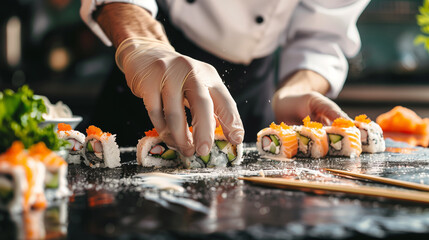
[45,171,59,189]
[215,140,237,162]
[328,134,343,150]
[160,149,177,160]
[199,153,211,164]
[0,174,14,205]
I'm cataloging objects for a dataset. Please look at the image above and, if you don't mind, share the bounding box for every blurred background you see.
[0,0,428,132]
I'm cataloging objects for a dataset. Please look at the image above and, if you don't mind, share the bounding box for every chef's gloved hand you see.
[115,37,244,157]
[272,70,349,126]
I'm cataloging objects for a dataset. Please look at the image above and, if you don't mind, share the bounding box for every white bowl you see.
[39,115,83,130]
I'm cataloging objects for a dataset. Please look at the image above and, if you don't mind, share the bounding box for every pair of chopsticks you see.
[238,169,429,204]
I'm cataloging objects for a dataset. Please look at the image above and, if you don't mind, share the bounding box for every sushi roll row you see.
[257,115,385,159]
[137,126,243,169]
[0,142,69,213]
[56,124,121,168]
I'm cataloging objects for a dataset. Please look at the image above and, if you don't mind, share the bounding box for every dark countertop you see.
[2,139,429,240]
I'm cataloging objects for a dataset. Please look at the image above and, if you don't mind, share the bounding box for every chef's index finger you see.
[209,83,244,145]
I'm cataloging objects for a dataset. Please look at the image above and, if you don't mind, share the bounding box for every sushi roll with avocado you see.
[0,142,47,213]
[180,126,243,169]
[83,125,121,168]
[354,114,385,153]
[29,142,70,200]
[256,122,298,159]
[136,128,180,168]
[324,118,362,158]
[56,123,85,164]
[294,116,329,158]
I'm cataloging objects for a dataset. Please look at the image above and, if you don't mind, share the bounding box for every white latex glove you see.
[272,91,350,126]
[115,37,244,156]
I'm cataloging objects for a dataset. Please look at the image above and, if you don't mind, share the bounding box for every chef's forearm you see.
[275,70,330,97]
[95,3,169,48]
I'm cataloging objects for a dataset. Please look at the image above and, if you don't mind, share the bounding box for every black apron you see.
[91,7,278,146]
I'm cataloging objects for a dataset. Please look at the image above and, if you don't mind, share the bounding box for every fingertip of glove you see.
[228,129,245,145]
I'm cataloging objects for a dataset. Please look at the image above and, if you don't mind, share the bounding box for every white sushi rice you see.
[354,121,386,153]
[83,134,121,168]
[136,136,180,168]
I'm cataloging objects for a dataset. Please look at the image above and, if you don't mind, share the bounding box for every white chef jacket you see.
[80,0,369,98]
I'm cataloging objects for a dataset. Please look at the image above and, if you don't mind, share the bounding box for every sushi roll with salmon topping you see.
[83,126,120,168]
[0,142,47,213]
[325,118,362,157]
[354,115,385,153]
[136,128,181,168]
[294,116,329,158]
[180,125,244,169]
[29,142,70,199]
[257,122,298,159]
[56,123,85,164]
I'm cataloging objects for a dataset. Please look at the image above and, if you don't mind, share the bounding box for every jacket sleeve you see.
[80,0,158,46]
[279,0,370,98]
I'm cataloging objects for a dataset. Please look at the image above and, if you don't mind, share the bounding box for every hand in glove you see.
[272,70,349,125]
[115,37,244,156]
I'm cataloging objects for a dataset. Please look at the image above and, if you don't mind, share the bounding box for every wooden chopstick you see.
[325,168,429,192]
[238,177,429,204]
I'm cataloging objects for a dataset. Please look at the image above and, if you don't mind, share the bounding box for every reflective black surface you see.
[2,139,429,239]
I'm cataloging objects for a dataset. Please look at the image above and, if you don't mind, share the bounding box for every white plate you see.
[39,115,83,130]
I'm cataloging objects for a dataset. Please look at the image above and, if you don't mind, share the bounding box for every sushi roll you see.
[354,114,385,153]
[180,126,243,169]
[136,128,181,168]
[256,122,298,159]
[29,142,70,199]
[325,118,362,157]
[0,142,46,213]
[83,125,121,168]
[294,116,329,158]
[56,123,85,164]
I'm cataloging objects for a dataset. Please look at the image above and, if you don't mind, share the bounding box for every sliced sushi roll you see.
[0,142,47,213]
[83,125,121,168]
[294,116,329,158]
[29,142,70,200]
[354,114,385,153]
[325,118,362,157]
[136,128,180,168]
[257,122,298,159]
[180,126,243,169]
[56,123,85,164]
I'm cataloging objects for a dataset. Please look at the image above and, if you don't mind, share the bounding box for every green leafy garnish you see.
[0,85,68,153]
[415,0,429,52]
